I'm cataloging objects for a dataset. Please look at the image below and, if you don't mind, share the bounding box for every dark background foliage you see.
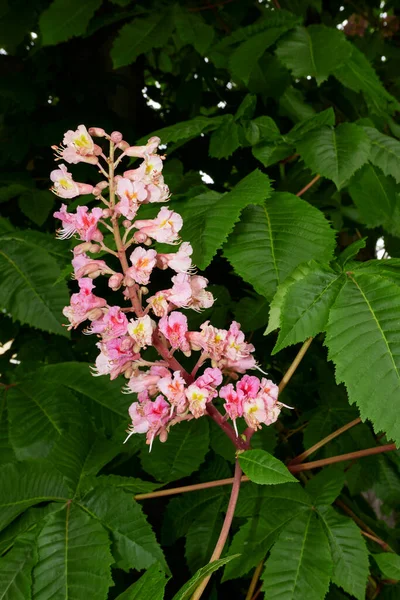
[1,0,400,599]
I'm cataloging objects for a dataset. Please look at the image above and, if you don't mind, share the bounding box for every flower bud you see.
[140,286,149,295]
[73,242,94,255]
[159,429,168,443]
[156,255,169,270]
[122,220,131,228]
[102,208,112,218]
[88,127,106,137]
[92,186,102,196]
[144,238,153,247]
[97,181,109,191]
[111,131,123,143]
[117,140,129,151]
[87,308,104,321]
[88,244,101,253]
[124,274,136,287]
[133,231,149,244]
[108,273,124,290]
[77,183,94,195]
[93,144,103,156]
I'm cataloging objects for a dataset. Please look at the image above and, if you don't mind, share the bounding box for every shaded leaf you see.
[39,0,102,46]
[115,564,169,600]
[238,449,297,485]
[373,553,400,580]
[172,556,239,600]
[0,533,37,600]
[305,466,345,505]
[363,127,400,185]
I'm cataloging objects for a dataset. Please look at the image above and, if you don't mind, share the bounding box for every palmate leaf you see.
[208,116,240,159]
[296,123,371,189]
[234,294,270,333]
[0,533,37,600]
[0,462,69,531]
[140,419,209,483]
[138,116,224,146]
[235,482,311,518]
[7,377,80,460]
[276,25,351,85]
[223,193,335,301]
[81,486,167,572]
[33,504,113,600]
[305,466,345,506]
[270,263,345,354]
[115,564,169,600]
[0,238,69,337]
[39,0,102,46]
[177,169,272,269]
[325,271,400,444]
[173,4,214,56]
[363,127,400,184]
[111,10,174,69]
[261,510,332,600]
[238,450,297,485]
[318,506,369,600]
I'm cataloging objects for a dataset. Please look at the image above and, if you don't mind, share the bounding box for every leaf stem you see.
[245,560,264,600]
[289,443,397,473]
[335,499,395,553]
[296,174,321,197]
[190,459,243,600]
[289,417,362,465]
[278,337,313,393]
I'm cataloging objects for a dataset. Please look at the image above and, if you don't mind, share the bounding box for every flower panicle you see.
[51,124,286,450]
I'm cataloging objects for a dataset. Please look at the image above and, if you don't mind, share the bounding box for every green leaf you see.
[39,0,102,46]
[179,169,272,270]
[0,462,69,531]
[224,193,335,300]
[252,116,280,141]
[234,294,270,333]
[140,419,209,483]
[7,377,80,460]
[185,501,224,574]
[235,94,257,121]
[223,501,305,581]
[276,25,351,85]
[81,486,166,572]
[0,503,63,555]
[140,116,224,146]
[272,263,345,353]
[172,556,239,600]
[111,11,174,69]
[348,164,400,233]
[363,127,400,185]
[319,506,369,600]
[305,466,345,505]
[95,474,162,495]
[208,116,240,159]
[18,190,54,227]
[284,108,335,144]
[334,45,399,116]
[238,449,297,485]
[252,141,293,167]
[261,511,332,600]
[373,553,400,580]
[325,272,400,444]
[173,5,214,56]
[279,86,316,122]
[296,123,371,189]
[0,238,70,337]
[230,27,290,85]
[114,564,169,600]
[0,533,37,600]
[33,504,113,600]
[337,239,367,266]
[235,482,311,518]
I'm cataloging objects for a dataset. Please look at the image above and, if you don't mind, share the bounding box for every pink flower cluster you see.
[52,125,284,450]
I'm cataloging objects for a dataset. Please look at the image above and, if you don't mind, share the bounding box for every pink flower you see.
[127,315,155,350]
[259,378,279,402]
[220,384,243,434]
[224,322,255,362]
[185,384,210,418]
[72,253,108,279]
[124,402,150,442]
[126,364,170,395]
[237,375,260,399]
[243,397,268,430]
[189,276,214,311]
[50,164,80,198]
[146,291,170,317]
[55,125,100,165]
[75,206,103,242]
[187,321,226,359]
[94,335,139,380]
[143,395,170,426]
[124,154,164,184]
[157,371,186,410]
[126,247,157,285]
[159,311,190,352]
[133,207,183,244]
[196,367,223,395]
[90,306,128,339]
[157,242,194,273]
[53,204,78,240]
[167,273,192,307]
[146,181,170,203]
[124,136,161,158]
[63,278,107,329]
[169,275,214,311]
[115,178,147,220]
